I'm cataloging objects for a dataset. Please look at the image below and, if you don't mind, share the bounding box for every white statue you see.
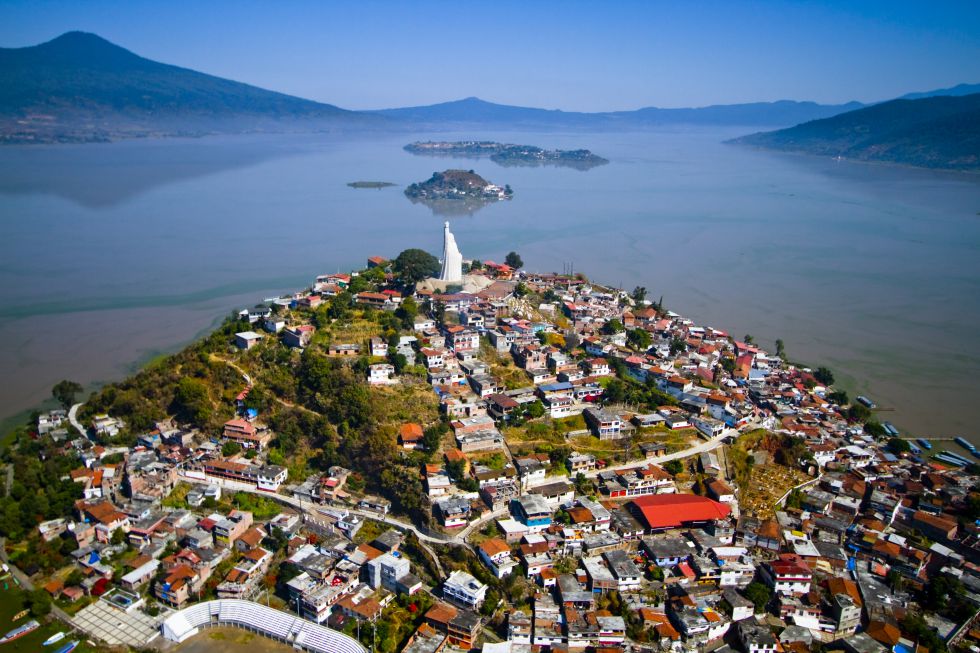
[439,221,463,283]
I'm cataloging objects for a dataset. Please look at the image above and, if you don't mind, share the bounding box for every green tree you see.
[173,377,212,426]
[481,588,501,616]
[827,390,849,405]
[524,400,546,419]
[664,460,683,476]
[395,296,418,330]
[901,614,947,653]
[627,328,652,351]
[327,291,354,320]
[846,403,872,423]
[887,437,910,454]
[602,319,625,335]
[744,582,772,613]
[347,275,371,294]
[52,379,83,410]
[393,248,440,284]
[26,589,52,618]
[743,334,754,345]
[864,420,886,437]
[432,300,446,327]
[813,366,835,385]
[886,569,904,593]
[446,458,467,482]
[422,424,446,454]
[389,352,408,374]
[504,251,524,269]
[222,441,242,457]
[669,337,687,355]
[631,286,647,304]
[111,527,127,545]
[775,339,786,359]
[65,569,84,587]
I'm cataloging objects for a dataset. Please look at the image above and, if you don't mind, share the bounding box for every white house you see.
[442,569,488,610]
[257,465,288,492]
[478,538,517,579]
[369,337,389,358]
[368,364,397,385]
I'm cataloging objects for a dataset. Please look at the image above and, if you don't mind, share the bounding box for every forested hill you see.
[0,31,377,143]
[730,93,980,171]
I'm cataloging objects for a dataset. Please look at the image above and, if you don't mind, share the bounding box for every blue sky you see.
[2,0,979,111]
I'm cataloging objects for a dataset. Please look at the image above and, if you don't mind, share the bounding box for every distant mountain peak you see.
[49,30,110,43]
[36,30,131,53]
[0,31,361,144]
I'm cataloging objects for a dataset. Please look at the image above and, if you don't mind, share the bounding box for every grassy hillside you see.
[731,93,980,170]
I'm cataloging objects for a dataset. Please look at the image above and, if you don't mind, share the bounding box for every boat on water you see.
[936,452,972,467]
[0,619,40,643]
[955,436,976,451]
[53,641,79,653]
[917,438,933,450]
[908,443,921,455]
[856,395,876,409]
[882,422,899,437]
[43,632,66,646]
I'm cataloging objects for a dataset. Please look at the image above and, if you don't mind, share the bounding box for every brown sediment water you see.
[0,129,977,441]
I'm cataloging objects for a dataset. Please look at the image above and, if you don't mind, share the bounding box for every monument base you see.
[417,275,496,294]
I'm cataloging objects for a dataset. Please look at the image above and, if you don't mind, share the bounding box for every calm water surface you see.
[0,129,978,440]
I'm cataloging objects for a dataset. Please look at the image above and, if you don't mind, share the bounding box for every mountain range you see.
[731,93,980,171]
[0,31,977,171]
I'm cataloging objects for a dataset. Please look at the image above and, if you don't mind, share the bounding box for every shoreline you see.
[2,264,969,453]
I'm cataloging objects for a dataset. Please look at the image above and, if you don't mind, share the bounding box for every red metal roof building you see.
[629,494,731,531]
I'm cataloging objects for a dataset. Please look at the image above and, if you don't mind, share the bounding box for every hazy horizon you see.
[2,1,979,112]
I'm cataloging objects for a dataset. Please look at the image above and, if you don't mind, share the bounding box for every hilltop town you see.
[1,227,977,653]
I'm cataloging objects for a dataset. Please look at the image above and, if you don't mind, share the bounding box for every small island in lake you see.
[405,169,512,217]
[404,141,609,170]
[405,169,512,201]
[347,181,397,189]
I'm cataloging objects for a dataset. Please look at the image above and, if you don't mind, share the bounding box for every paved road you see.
[580,427,743,478]
[68,403,87,438]
[181,473,452,578]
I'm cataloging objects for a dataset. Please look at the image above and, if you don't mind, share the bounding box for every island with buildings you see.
[0,221,974,653]
[405,140,609,170]
[404,169,512,202]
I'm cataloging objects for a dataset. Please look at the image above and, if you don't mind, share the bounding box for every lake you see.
[0,128,978,441]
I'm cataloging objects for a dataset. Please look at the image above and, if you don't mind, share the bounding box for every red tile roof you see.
[631,494,731,530]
